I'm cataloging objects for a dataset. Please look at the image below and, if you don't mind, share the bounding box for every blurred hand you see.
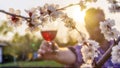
[37,41,59,60]
[37,41,76,64]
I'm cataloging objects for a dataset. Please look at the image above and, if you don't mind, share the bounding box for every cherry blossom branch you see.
[75,27,85,41]
[0,3,79,19]
[96,37,120,67]
[0,9,30,20]
[0,3,81,24]
[57,3,79,10]
[96,43,113,67]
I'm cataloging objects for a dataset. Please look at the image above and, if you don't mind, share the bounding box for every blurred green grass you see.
[0,60,64,67]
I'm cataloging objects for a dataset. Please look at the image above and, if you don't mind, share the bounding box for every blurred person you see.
[37,8,116,68]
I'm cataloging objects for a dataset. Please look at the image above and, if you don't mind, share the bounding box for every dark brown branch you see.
[96,37,120,67]
[96,43,114,67]
[0,3,80,21]
[0,9,30,20]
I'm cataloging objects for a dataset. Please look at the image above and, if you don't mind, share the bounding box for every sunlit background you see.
[0,0,120,42]
[0,0,120,67]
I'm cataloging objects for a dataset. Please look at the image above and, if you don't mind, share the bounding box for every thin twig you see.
[57,3,79,10]
[96,43,114,67]
[0,10,30,20]
[75,27,85,41]
[96,37,120,67]
[0,3,80,22]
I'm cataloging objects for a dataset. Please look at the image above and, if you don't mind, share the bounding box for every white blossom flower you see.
[100,18,119,41]
[38,4,64,21]
[25,8,40,31]
[100,18,115,33]
[86,40,100,48]
[38,4,48,16]
[7,8,22,26]
[81,40,100,64]
[25,17,40,32]
[108,2,120,13]
[111,41,120,64]
[104,28,120,41]
[47,4,64,18]
[25,7,39,24]
[25,7,37,17]
[25,8,39,23]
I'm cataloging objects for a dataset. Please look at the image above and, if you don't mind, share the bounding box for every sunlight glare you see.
[66,5,86,25]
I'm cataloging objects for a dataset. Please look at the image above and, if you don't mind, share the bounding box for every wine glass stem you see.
[48,41,56,53]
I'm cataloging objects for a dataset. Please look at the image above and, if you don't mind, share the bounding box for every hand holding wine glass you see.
[37,40,59,59]
[40,22,58,53]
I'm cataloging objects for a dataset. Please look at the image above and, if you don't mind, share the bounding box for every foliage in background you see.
[0,21,13,36]
[0,20,80,61]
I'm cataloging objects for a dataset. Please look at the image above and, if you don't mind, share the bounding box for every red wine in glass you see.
[41,30,57,53]
[41,30,57,41]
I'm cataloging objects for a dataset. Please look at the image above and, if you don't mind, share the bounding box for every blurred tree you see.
[0,21,13,36]
[7,32,42,60]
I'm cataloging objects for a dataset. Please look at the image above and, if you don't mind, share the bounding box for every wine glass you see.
[40,22,58,53]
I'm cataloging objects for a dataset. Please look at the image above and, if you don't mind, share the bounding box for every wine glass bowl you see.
[40,22,58,53]
[41,30,57,42]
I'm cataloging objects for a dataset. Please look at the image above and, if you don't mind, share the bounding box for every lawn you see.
[0,60,64,67]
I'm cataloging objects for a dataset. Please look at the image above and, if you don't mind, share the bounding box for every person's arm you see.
[37,41,76,65]
[54,47,76,65]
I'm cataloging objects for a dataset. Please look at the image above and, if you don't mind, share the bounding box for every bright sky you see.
[0,0,120,43]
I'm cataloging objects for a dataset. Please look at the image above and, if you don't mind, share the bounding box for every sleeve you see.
[68,46,77,59]
[66,45,84,68]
